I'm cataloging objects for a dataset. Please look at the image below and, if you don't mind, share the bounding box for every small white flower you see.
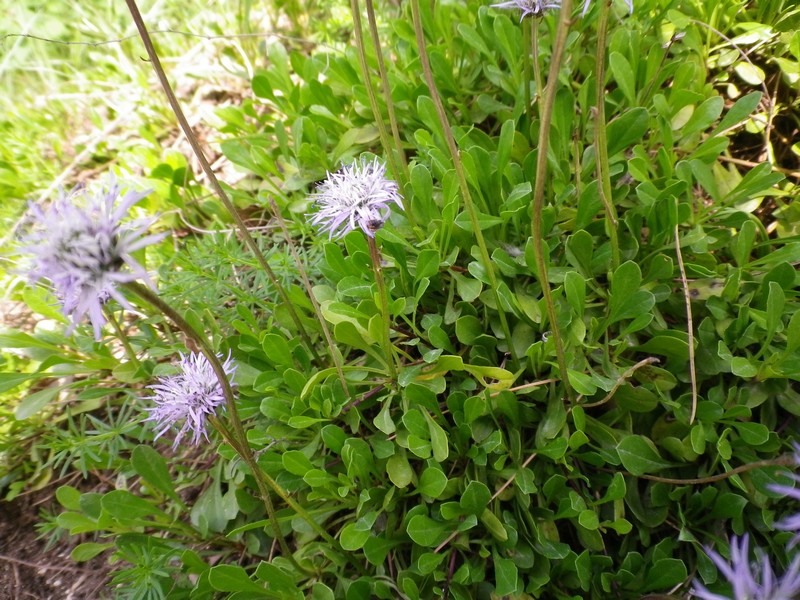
[691,535,800,600]
[491,0,561,20]
[20,176,165,339]
[308,158,403,239]
[144,352,236,449]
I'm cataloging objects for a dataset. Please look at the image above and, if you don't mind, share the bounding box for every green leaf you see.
[101,490,164,521]
[14,385,61,420]
[261,333,293,366]
[311,583,336,600]
[208,565,271,594]
[422,409,449,462]
[282,450,315,476]
[453,271,482,302]
[681,96,724,137]
[617,436,675,475]
[71,542,113,562]
[56,486,82,511]
[643,558,688,592]
[608,261,655,325]
[340,523,371,551]
[568,370,598,396]
[415,249,440,281]
[607,108,650,156]
[765,281,785,340]
[407,515,450,547]
[131,446,181,503]
[714,91,762,133]
[732,422,770,445]
[418,467,448,498]
[578,509,600,530]
[387,452,413,488]
[731,356,758,377]
[460,481,491,515]
[609,52,636,104]
[733,220,756,267]
[564,271,586,316]
[454,209,503,232]
[565,230,594,277]
[417,551,446,573]
[480,509,508,541]
[373,400,396,435]
[494,554,518,596]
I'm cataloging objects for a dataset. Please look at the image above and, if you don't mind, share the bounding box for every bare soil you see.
[0,490,111,600]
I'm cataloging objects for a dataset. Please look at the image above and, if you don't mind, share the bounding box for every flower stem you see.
[410,0,520,369]
[368,236,399,382]
[103,306,140,369]
[124,0,321,367]
[364,0,410,187]
[522,19,532,124]
[267,198,351,399]
[123,282,357,575]
[531,0,573,400]
[593,0,621,270]
[637,457,795,485]
[349,0,404,193]
[531,18,543,121]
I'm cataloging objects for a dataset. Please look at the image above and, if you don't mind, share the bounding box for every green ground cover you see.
[1,0,800,597]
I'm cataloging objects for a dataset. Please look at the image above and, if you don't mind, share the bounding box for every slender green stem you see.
[522,19,533,125]
[531,0,573,399]
[349,0,401,184]
[368,236,398,382]
[674,225,697,425]
[267,198,351,398]
[124,0,321,366]
[410,0,520,369]
[593,0,621,270]
[122,282,302,571]
[103,306,140,369]
[531,19,543,121]
[638,457,795,485]
[125,282,366,574]
[364,0,410,185]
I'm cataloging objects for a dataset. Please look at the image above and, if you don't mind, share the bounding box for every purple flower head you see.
[21,176,165,339]
[308,157,403,240]
[581,0,633,17]
[691,535,800,600]
[144,352,236,450]
[491,0,561,20]
[768,442,800,547]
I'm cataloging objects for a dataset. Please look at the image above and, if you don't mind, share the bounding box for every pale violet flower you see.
[308,158,402,239]
[581,0,633,16]
[21,176,165,339]
[768,443,800,547]
[691,535,800,600]
[491,0,561,20]
[144,352,236,449]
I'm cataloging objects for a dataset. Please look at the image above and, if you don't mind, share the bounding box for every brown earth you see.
[0,490,111,600]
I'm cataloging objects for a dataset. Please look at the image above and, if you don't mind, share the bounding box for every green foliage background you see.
[1,0,800,598]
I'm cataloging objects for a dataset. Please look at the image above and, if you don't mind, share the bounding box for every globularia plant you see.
[4,0,799,597]
[144,352,237,449]
[21,177,164,339]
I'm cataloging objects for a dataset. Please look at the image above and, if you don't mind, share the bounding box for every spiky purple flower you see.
[691,534,800,600]
[308,158,403,239]
[768,443,800,547]
[21,176,165,339]
[144,352,236,449]
[581,0,633,16]
[491,0,561,20]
